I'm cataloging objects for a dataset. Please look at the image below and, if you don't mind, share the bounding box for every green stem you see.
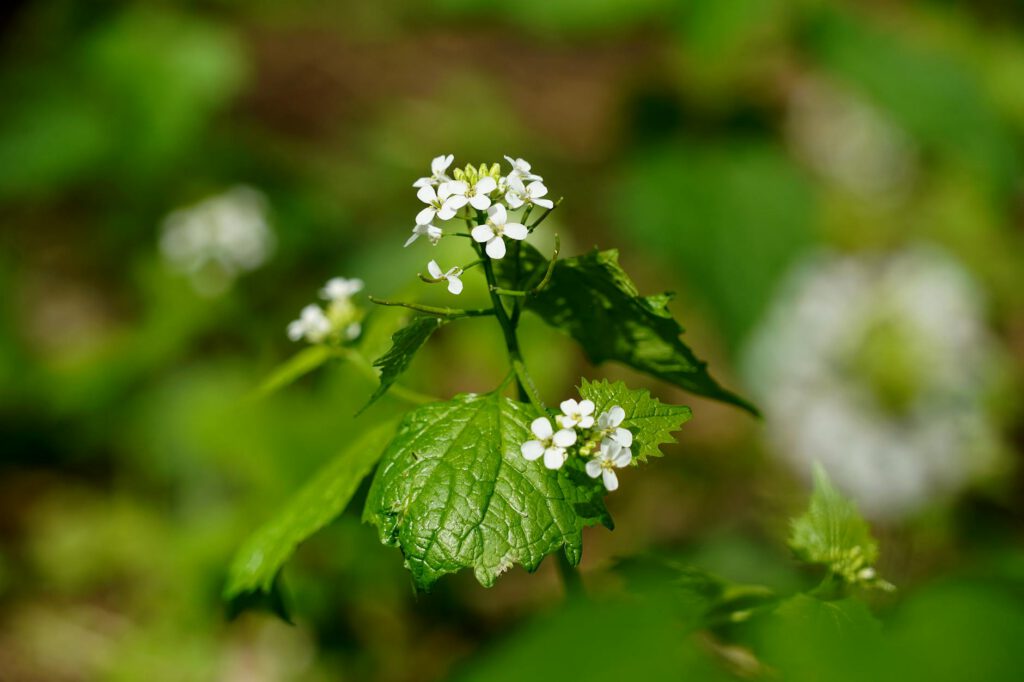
[368,296,493,318]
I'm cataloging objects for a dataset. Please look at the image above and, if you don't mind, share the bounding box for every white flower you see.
[557,399,595,429]
[470,204,527,259]
[413,154,455,188]
[416,182,468,225]
[405,223,443,247]
[320,277,363,302]
[505,175,554,210]
[448,176,497,211]
[504,155,542,182]
[744,246,1002,519]
[287,304,331,343]
[427,260,464,295]
[344,322,361,340]
[521,417,577,470]
[597,405,633,448]
[586,439,632,491]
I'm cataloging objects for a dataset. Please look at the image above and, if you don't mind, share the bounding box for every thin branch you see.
[368,296,493,318]
[527,197,563,232]
[530,234,560,295]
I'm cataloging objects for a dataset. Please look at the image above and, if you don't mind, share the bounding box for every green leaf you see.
[789,465,886,587]
[363,392,611,590]
[505,244,757,415]
[252,345,334,399]
[224,419,399,616]
[578,378,692,462]
[362,315,446,411]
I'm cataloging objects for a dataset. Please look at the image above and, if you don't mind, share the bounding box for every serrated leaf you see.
[362,315,446,411]
[363,392,611,590]
[252,345,334,399]
[578,378,692,462]
[503,244,757,415]
[789,465,881,585]
[224,419,399,616]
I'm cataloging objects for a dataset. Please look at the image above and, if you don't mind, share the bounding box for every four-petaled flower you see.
[504,155,542,182]
[471,204,527,259]
[427,260,464,295]
[557,399,595,429]
[405,223,443,247]
[449,176,497,211]
[586,439,632,491]
[320,277,364,302]
[506,175,554,210]
[416,182,468,225]
[521,417,577,470]
[597,405,633,449]
[287,304,331,343]
[413,154,455,188]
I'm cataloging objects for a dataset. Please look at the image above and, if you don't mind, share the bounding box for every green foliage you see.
[253,345,334,399]
[363,316,447,410]
[506,244,757,414]
[578,378,692,462]
[224,419,399,616]
[789,465,885,588]
[363,392,611,590]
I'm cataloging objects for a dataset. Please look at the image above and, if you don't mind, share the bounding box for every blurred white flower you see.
[557,399,595,429]
[320,277,363,302]
[586,439,632,491]
[413,154,455,188]
[287,304,331,343]
[427,260,464,295]
[471,204,527,259]
[521,417,577,470]
[744,246,1003,518]
[785,76,917,201]
[505,176,553,210]
[160,186,274,295]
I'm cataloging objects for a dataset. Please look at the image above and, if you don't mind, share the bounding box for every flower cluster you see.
[405,154,555,295]
[520,398,634,491]
[287,277,364,344]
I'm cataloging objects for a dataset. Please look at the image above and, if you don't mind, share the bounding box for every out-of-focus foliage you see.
[2,0,1023,679]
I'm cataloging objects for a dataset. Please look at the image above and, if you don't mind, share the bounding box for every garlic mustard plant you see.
[229,154,764,601]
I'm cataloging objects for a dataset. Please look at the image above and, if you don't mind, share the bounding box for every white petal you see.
[503,222,528,240]
[612,447,632,468]
[445,180,469,197]
[556,415,576,429]
[447,276,463,295]
[287,320,304,341]
[613,427,633,447]
[485,237,506,259]
[543,447,566,470]
[585,459,603,478]
[552,429,576,448]
[508,175,526,192]
[487,203,507,225]
[602,469,619,491]
[415,207,436,225]
[521,440,544,461]
[469,194,491,210]
[505,192,524,209]
[471,225,494,243]
[404,230,420,247]
[600,439,621,460]
[531,417,554,439]
[579,400,595,416]
[607,405,625,427]
[533,198,554,209]
[445,195,468,212]
[526,180,548,197]
[417,185,437,204]
[427,260,443,279]
[560,399,579,415]
[475,176,497,194]
[413,177,432,188]
[578,416,595,429]
[426,226,443,244]
[436,205,457,221]
[345,322,361,339]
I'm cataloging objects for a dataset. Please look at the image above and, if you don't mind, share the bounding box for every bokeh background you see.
[2,1,1023,680]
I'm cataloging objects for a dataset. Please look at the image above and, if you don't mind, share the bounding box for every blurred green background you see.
[1,1,1023,680]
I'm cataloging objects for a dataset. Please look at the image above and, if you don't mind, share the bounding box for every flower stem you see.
[367,296,493,318]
